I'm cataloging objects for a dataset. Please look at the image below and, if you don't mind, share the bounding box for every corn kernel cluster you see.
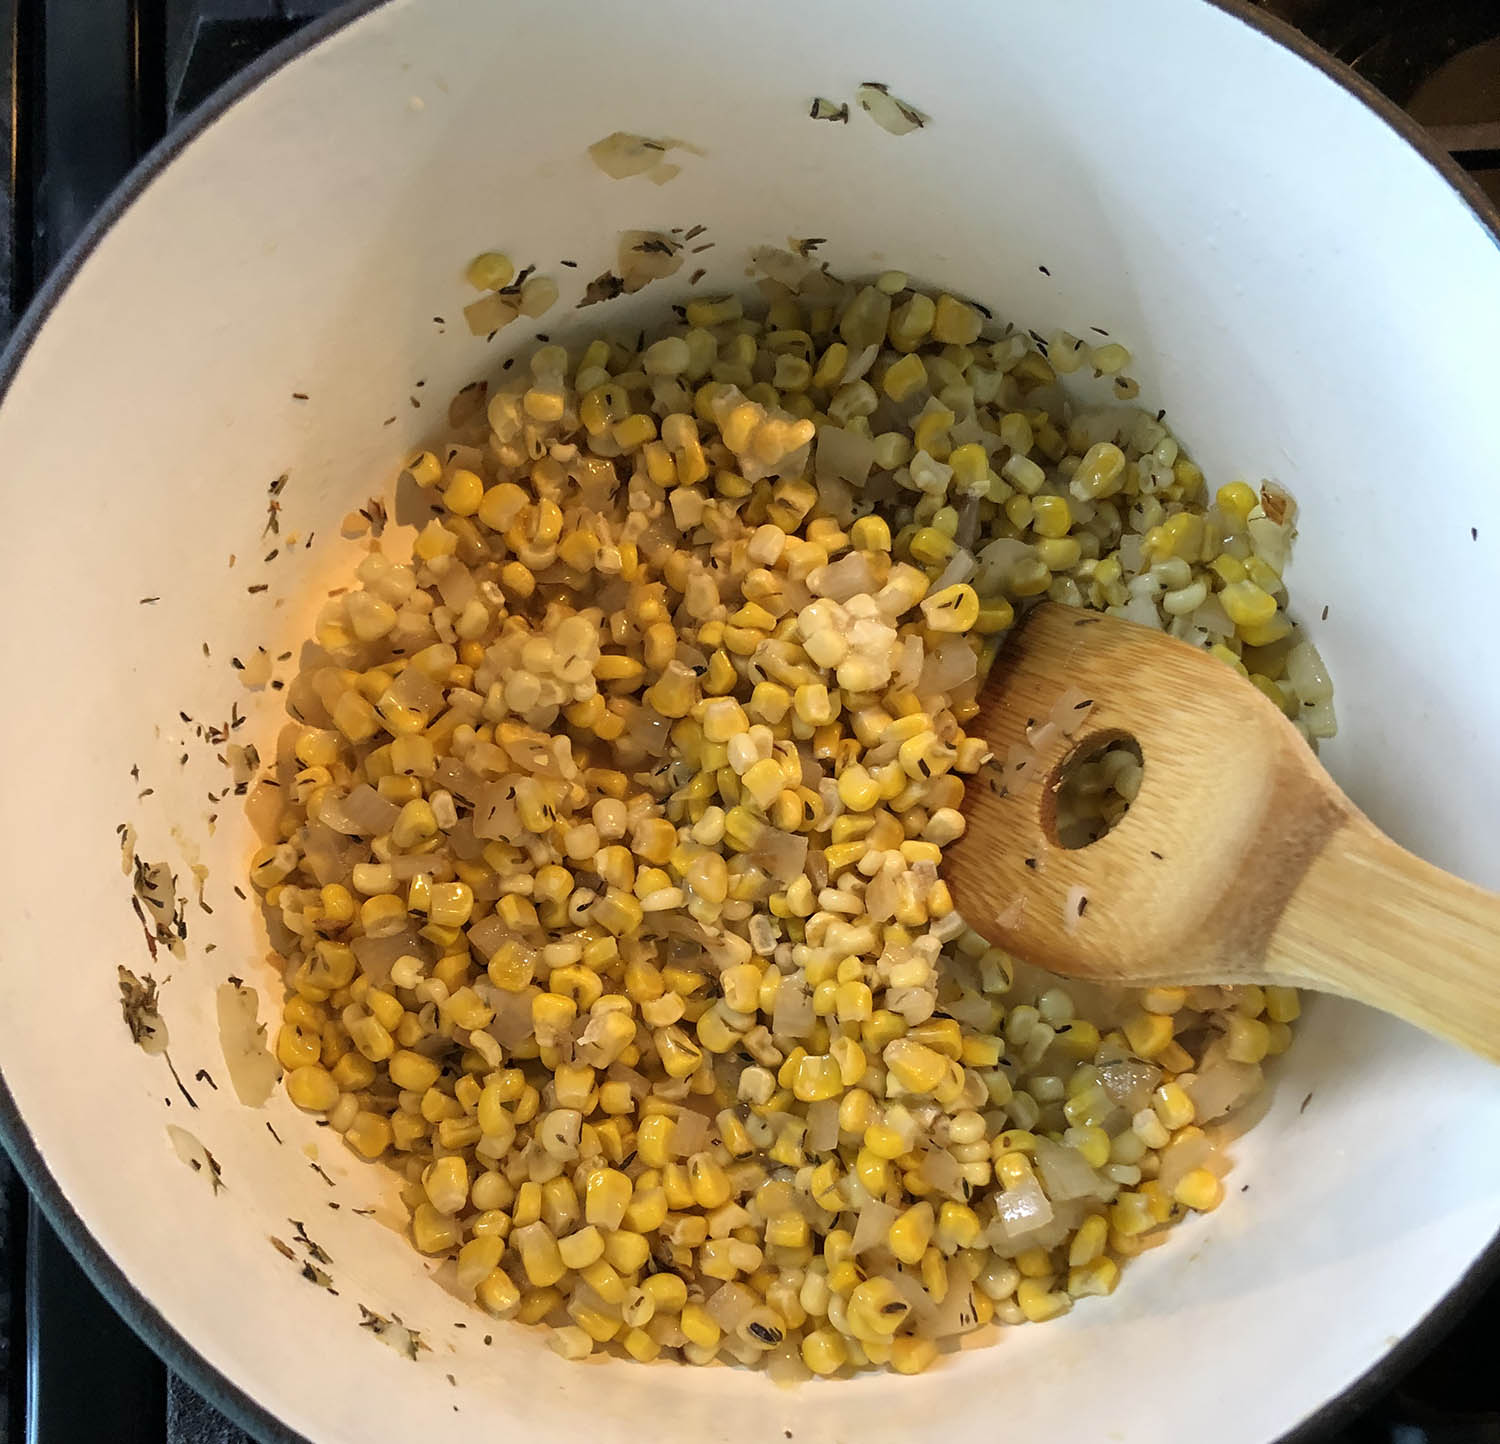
[251,262,1327,1376]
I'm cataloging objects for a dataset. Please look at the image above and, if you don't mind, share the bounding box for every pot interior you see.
[0,1,1497,1441]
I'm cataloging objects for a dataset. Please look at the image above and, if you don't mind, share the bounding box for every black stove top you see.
[0,3,1497,1442]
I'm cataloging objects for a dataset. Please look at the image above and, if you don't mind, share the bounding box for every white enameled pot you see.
[0,2,1497,1441]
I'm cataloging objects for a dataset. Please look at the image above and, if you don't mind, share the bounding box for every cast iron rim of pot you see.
[0,3,1492,1441]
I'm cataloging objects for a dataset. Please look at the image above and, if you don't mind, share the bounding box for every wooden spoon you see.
[945,602,1500,1059]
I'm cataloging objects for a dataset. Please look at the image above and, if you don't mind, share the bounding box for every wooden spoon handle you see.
[1267,816,1500,1060]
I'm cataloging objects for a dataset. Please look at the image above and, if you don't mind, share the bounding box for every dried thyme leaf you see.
[118,966,167,1052]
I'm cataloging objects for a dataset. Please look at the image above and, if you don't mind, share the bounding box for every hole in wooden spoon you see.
[1047,731,1144,849]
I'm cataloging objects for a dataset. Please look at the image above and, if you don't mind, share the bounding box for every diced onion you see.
[588,131,672,179]
[473,783,520,840]
[749,246,810,290]
[671,1107,712,1156]
[351,929,425,985]
[487,987,540,1048]
[917,1147,966,1199]
[851,1199,898,1255]
[813,426,877,489]
[1034,1139,1103,1201]
[1186,1058,1261,1121]
[751,827,808,883]
[216,983,280,1107]
[805,1098,841,1153]
[1158,1131,1216,1193]
[841,343,881,384]
[771,981,814,1037]
[992,1177,1054,1240]
[706,1282,757,1333]
[464,914,512,961]
[1285,641,1333,705]
[1100,1059,1162,1113]
[618,231,684,292]
[930,548,975,594]
[855,83,929,136]
[918,637,977,695]
[320,783,400,837]
[807,549,877,600]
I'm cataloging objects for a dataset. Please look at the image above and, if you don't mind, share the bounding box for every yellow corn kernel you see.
[681,1302,721,1350]
[276,1023,324,1072]
[443,468,484,517]
[1152,1081,1196,1130]
[1030,493,1072,538]
[882,1037,947,1093]
[792,1053,843,1102]
[933,294,982,345]
[1068,1213,1109,1269]
[1068,1256,1120,1298]
[636,1114,676,1168]
[889,1334,940,1374]
[1016,1278,1069,1323]
[1220,579,1278,629]
[1224,1013,1270,1063]
[387,1048,441,1091]
[286,1065,338,1112]
[515,1224,566,1287]
[688,1152,733,1210]
[1240,612,1292,648]
[344,1111,392,1160]
[1265,985,1301,1023]
[411,1202,462,1255]
[936,1201,982,1252]
[908,527,956,566]
[1174,1168,1225,1212]
[921,583,980,633]
[1216,480,1258,521]
[801,1327,847,1375]
[1123,1010,1173,1059]
[847,1277,911,1338]
[887,1201,934,1265]
[882,352,928,403]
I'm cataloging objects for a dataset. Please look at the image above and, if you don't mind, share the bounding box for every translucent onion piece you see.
[992,1176,1054,1240]
[1285,641,1334,705]
[487,987,540,1048]
[351,929,425,986]
[749,245,810,290]
[1158,1130,1216,1194]
[464,914,513,962]
[930,547,976,594]
[1186,1058,1262,1121]
[751,827,808,883]
[807,548,877,600]
[855,83,929,136]
[588,132,673,179]
[472,783,521,840]
[805,1098,840,1153]
[813,426,877,489]
[319,783,400,837]
[300,822,360,884]
[917,1146,966,1199]
[705,1282,757,1333]
[671,1107,712,1156]
[1100,1059,1162,1114]
[771,980,814,1038]
[1034,1139,1103,1201]
[851,1199,898,1255]
[216,983,281,1107]
[618,231,684,293]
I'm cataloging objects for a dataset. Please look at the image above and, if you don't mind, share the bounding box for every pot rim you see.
[0,2,1493,1440]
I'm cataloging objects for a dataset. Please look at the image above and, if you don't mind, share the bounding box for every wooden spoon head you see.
[947,603,1349,987]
